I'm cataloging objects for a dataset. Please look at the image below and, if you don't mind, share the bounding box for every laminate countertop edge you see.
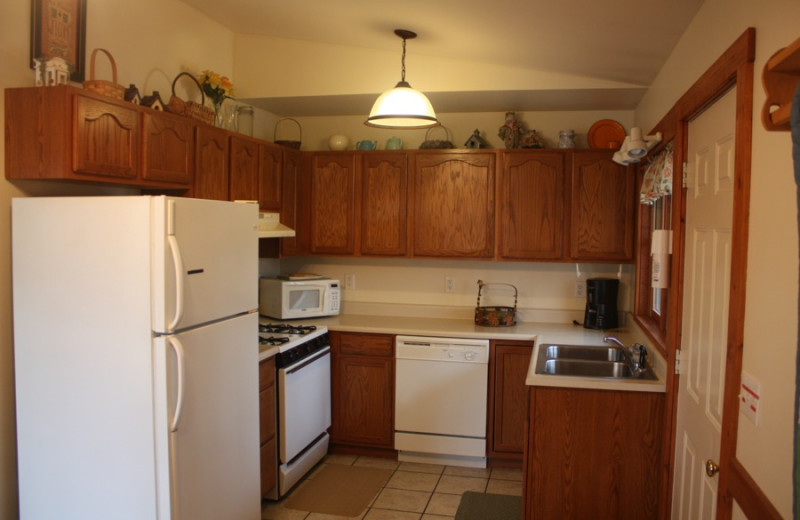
[268,313,666,393]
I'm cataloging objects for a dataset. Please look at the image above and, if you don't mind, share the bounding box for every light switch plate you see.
[345,274,355,290]
[739,371,761,426]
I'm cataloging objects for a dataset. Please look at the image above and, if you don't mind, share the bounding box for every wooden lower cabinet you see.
[330,331,395,453]
[259,357,277,498]
[523,386,663,519]
[488,341,532,463]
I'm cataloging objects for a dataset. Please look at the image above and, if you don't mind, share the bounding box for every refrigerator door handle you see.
[167,336,186,432]
[167,234,185,332]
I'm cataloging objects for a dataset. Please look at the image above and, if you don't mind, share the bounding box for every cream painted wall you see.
[275,257,634,324]
[283,110,635,151]
[234,34,643,100]
[637,0,799,516]
[0,1,235,518]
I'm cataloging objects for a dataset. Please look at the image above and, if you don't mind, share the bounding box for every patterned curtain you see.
[640,141,674,204]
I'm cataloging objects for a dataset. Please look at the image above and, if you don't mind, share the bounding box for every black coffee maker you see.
[583,278,619,330]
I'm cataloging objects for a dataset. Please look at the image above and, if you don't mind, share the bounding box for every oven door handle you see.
[285,346,331,375]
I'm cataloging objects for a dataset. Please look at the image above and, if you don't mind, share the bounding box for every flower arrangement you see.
[197,70,234,106]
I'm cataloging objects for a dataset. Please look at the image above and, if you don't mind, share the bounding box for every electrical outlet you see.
[574,279,586,298]
[445,277,456,293]
[345,274,355,290]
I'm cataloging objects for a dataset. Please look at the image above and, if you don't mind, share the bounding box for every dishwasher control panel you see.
[395,335,489,363]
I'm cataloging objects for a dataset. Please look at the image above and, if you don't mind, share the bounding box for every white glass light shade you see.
[627,127,647,158]
[365,81,439,129]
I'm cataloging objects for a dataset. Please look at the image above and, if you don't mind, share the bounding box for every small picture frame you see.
[30,0,87,82]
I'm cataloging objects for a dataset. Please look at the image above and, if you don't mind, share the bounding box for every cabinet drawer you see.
[338,333,394,357]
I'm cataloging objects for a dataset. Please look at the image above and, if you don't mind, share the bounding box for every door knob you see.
[705,459,720,477]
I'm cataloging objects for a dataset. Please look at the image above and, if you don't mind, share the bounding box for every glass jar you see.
[235,106,254,136]
[558,129,576,148]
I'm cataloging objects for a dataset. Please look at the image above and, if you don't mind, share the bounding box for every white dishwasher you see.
[394,335,490,468]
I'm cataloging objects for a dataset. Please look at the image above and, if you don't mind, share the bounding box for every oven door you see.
[278,347,331,463]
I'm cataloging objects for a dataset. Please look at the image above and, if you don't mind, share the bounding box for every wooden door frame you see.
[656,28,780,519]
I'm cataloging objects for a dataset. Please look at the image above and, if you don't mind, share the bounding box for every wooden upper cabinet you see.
[309,152,356,255]
[141,111,193,184]
[74,95,140,179]
[5,87,192,189]
[259,143,283,211]
[570,151,634,261]
[229,135,260,202]
[498,151,567,260]
[360,152,408,256]
[193,125,229,201]
[410,151,495,258]
[279,147,304,256]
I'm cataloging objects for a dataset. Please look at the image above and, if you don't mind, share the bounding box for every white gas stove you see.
[258,319,331,499]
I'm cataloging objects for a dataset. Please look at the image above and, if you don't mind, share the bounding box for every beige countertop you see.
[261,313,666,393]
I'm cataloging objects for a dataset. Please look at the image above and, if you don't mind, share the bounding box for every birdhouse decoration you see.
[464,129,490,149]
[34,57,71,87]
[140,91,165,111]
[124,84,141,104]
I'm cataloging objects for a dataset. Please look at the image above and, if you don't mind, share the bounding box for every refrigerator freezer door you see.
[151,197,258,334]
[153,312,260,520]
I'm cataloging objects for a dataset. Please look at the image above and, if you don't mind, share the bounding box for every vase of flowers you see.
[197,70,234,127]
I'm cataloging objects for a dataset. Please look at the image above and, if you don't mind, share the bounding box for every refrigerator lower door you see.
[153,312,260,520]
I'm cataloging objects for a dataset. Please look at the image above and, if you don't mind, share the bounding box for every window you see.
[634,142,674,354]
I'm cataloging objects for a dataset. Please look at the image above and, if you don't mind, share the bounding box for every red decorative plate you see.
[588,119,626,149]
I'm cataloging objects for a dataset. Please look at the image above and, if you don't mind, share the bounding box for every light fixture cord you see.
[400,36,407,82]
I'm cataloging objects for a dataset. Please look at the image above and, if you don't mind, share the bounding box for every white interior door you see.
[672,87,736,519]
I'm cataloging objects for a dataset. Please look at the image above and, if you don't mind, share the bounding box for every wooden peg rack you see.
[762,36,800,131]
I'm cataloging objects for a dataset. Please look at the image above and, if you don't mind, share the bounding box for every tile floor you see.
[262,454,523,520]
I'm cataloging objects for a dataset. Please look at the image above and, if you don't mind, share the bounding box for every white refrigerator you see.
[12,196,261,520]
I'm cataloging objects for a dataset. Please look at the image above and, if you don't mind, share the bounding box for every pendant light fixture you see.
[365,29,439,129]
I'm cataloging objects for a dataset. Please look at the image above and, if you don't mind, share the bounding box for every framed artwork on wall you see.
[30,0,87,82]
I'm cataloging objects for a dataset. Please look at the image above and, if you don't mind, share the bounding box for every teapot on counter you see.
[356,140,377,151]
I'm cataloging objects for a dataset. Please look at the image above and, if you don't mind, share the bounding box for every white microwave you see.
[259,277,341,320]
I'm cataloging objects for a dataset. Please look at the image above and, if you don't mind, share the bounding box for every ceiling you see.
[178,0,705,116]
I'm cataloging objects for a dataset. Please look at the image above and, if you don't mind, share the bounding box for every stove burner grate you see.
[259,336,291,346]
[259,323,318,335]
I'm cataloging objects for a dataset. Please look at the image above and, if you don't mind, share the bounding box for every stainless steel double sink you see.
[534,343,658,380]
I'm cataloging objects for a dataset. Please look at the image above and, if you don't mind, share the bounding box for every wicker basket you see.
[419,125,454,149]
[474,280,518,327]
[166,72,215,125]
[83,49,125,100]
[274,118,302,149]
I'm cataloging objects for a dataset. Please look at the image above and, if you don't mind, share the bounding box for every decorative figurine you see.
[498,111,522,149]
[34,57,71,87]
[464,129,490,149]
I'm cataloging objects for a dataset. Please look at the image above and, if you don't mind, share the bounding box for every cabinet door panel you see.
[310,153,356,254]
[279,148,302,256]
[193,126,229,201]
[142,112,193,184]
[361,153,408,256]
[332,356,394,447]
[259,143,282,211]
[411,152,495,258]
[230,136,260,202]
[491,344,531,455]
[499,152,566,260]
[74,95,139,178]
[570,152,634,261]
